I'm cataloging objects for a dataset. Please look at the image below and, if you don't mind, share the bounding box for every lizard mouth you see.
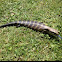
[46,26,59,35]
[44,29,58,37]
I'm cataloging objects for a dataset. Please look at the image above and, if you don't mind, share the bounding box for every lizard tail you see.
[0,22,17,28]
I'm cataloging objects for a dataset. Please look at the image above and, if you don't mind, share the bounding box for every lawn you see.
[0,0,62,61]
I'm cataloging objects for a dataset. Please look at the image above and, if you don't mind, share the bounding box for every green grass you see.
[0,0,62,61]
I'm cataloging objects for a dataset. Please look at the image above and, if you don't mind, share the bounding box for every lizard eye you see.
[44,29,49,31]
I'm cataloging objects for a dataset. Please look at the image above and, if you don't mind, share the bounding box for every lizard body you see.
[0,21,62,39]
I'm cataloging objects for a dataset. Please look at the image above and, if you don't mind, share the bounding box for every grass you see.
[0,0,62,61]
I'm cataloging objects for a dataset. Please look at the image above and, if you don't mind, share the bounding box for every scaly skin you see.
[0,21,62,39]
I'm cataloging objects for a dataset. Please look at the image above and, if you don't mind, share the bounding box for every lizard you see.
[0,21,62,39]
